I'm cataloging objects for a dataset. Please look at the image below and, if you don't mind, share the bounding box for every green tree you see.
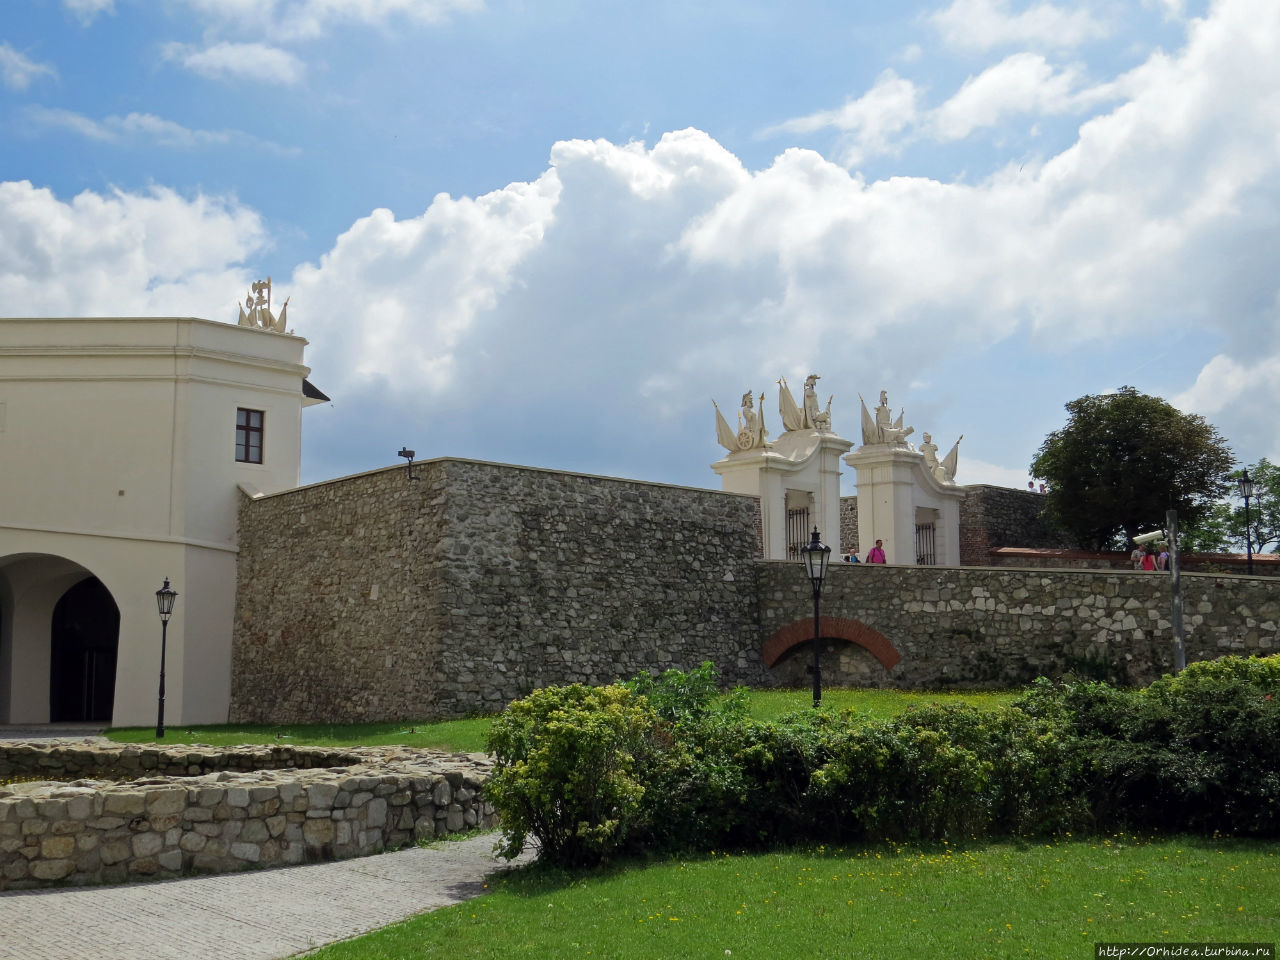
[1030,386,1234,549]
[1182,458,1280,554]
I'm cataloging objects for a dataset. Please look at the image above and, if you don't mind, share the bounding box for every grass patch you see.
[104,718,493,753]
[743,687,1019,722]
[104,689,1016,751]
[303,836,1280,959]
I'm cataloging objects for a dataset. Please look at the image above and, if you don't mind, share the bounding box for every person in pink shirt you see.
[1141,547,1157,571]
[867,539,887,564]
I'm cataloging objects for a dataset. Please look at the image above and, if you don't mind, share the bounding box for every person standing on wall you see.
[867,539,887,564]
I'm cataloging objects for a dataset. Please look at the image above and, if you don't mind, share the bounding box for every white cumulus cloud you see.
[61,0,114,25]
[0,44,57,91]
[760,70,922,166]
[765,52,1126,160]
[161,41,306,86]
[931,53,1108,140]
[9,0,1280,480]
[930,0,1109,52]
[25,107,297,154]
[172,0,483,40]
[0,181,264,317]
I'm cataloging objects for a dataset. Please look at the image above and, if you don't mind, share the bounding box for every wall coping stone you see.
[245,456,759,503]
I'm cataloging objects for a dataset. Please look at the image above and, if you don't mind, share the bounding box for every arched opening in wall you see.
[49,577,120,723]
[762,617,902,680]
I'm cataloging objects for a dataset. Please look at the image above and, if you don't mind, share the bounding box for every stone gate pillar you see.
[842,390,964,565]
[712,376,852,560]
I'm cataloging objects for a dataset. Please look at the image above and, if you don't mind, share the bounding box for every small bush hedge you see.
[484,683,662,866]
[486,657,1280,867]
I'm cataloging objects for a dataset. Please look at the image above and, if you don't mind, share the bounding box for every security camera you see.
[1133,530,1166,546]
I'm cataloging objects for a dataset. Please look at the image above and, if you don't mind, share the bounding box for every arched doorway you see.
[49,577,120,722]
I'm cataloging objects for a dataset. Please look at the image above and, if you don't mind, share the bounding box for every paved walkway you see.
[0,724,106,739]
[0,832,534,960]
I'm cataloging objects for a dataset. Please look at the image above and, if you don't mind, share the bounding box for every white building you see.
[0,315,323,727]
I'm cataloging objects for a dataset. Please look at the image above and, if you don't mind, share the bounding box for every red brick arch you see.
[762,617,901,671]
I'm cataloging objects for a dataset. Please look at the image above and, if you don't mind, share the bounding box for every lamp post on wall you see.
[800,527,831,709]
[155,578,178,739]
[398,447,417,481]
[1239,469,1255,576]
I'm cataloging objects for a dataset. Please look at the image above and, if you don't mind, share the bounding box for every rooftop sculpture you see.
[714,390,769,452]
[859,389,913,446]
[778,374,832,433]
[920,432,964,484]
[237,277,291,334]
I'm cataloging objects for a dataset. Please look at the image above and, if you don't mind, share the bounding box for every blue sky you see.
[3,0,1275,496]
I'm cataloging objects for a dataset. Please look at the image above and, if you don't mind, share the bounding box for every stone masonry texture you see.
[958,484,1075,565]
[232,459,766,723]
[231,457,1277,722]
[0,740,495,890]
[759,562,1278,689]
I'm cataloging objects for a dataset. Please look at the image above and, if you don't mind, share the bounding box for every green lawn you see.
[743,687,1018,722]
[104,717,495,753]
[303,836,1280,959]
[105,688,1018,751]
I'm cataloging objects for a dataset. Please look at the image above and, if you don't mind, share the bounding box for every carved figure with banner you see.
[921,431,964,482]
[778,374,832,434]
[860,389,914,446]
[713,390,768,451]
[237,277,291,334]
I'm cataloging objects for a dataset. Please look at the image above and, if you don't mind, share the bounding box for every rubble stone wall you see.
[232,459,766,723]
[0,741,494,890]
[760,562,1279,688]
[231,459,1276,722]
[957,484,1074,565]
[839,495,860,556]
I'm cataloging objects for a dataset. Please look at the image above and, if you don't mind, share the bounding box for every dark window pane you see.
[236,407,264,464]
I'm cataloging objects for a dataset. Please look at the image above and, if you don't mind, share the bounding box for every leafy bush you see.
[808,712,988,840]
[485,683,661,866]
[1106,656,1280,834]
[624,661,726,722]
[1011,656,1280,836]
[483,656,1280,869]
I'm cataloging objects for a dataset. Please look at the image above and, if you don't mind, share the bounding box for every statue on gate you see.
[713,389,768,451]
[860,389,914,446]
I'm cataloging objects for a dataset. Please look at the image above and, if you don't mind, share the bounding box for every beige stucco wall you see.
[0,317,311,726]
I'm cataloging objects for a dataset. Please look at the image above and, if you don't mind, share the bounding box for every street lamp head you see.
[800,527,831,586]
[155,577,178,622]
[1239,468,1254,501]
[398,446,418,481]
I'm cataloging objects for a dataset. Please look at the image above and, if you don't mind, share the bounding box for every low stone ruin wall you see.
[0,740,497,890]
[0,741,366,782]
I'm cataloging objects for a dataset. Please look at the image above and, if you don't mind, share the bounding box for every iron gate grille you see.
[787,508,811,560]
[916,522,937,566]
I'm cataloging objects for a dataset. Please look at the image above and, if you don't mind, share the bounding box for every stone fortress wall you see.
[760,562,1277,689]
[957,484,1075,565]
[232,459,766,723]
[231,457,1276,723]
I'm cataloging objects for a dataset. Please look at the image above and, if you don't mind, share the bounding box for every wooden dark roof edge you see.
[302,378,330,402]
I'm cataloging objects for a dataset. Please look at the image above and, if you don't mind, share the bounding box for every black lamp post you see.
[398,447,416,481]
[1239,469,1255,575]
[155,578,178,739]
[800,527,831,709]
